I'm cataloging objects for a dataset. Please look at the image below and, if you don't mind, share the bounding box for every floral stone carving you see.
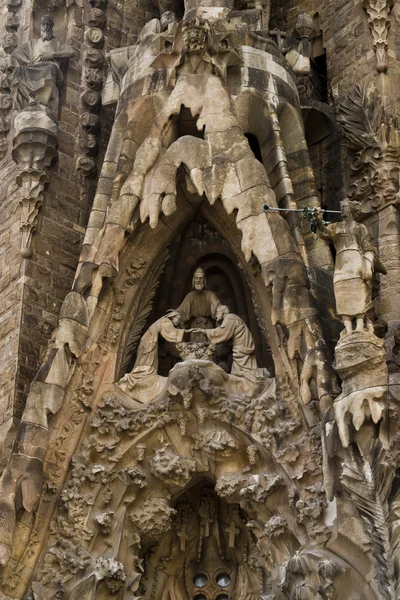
[150,445,197,487]
[337,80,400,213]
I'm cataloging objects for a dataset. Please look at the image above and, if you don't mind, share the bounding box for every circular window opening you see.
[216,573,231,587]
[216,595,229,600]
[193,573,208,588]
[193,595,207,600]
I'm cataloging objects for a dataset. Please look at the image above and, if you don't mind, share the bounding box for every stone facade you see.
[0,0,399,598]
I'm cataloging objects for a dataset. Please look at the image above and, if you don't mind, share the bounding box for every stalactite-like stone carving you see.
[12,106,58,257]
[315,197,400,600]
[3,0,400,596]
[362,0,394,73]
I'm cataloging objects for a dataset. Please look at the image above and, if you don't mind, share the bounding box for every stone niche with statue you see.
[0,0,399,598]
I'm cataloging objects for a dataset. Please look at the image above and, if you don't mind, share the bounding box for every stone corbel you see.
[12,106,58,257]
[362,0,394,73]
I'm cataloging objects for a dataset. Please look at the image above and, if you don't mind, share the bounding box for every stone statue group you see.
[119,267,264,402]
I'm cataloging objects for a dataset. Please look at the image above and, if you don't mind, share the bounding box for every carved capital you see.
[362,0,394,73]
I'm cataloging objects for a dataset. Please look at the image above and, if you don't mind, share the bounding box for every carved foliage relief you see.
[337,80,400,213]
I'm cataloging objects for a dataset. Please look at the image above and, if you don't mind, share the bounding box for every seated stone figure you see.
[119,310,184,402]
[176,267,221,334]
[199,304,266,382]
[11,14,75,112]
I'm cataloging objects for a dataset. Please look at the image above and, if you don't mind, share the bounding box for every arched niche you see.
[118,211,273,378]
[244,133,263,163]
[111,188,299,394]
[139,480,259,600]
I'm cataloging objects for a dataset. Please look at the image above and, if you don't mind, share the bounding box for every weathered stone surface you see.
[0,0,399,598]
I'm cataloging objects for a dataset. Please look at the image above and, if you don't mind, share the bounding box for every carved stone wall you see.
[0,0,399,598]
[0,0,159,455]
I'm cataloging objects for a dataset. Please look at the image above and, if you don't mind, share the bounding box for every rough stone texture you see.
[0,160,22,459]
[0,0,399,598]
[0,0,156,444]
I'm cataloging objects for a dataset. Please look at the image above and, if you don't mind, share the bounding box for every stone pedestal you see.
[333,331,387,447]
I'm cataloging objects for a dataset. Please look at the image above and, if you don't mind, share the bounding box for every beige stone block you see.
[91,193,111,211]
[107,194,139,227]
[59,292,89,326]
[55,318,88,358]
[235,157,269,192]
[88,209,107,229]
[21,381,64,428]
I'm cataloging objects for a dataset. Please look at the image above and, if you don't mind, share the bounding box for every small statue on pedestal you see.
[316,199,388,450]
[11,14,75,112]
[317,198,386,335]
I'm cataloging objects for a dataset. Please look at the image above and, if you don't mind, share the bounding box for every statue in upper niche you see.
[11,14,75,112]
[176,267,221,330]
[317,198,387,335]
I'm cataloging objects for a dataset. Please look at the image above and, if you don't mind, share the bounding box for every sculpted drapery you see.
[11,14,75,111]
